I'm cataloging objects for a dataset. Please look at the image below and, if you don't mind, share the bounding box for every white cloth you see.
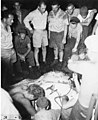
[24,9,48,30]
[68,61,98,108]
[85,35,98,52]
[95,13,98,35]
[1,22,13,49]
[1,88,21,120]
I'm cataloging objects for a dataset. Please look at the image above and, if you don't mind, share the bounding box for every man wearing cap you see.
[67,35,98,120]
[62,17,82,70]
[24,0,48,68]
[48,0,67,66]
[14,28,35,73]
[78,6,97,44]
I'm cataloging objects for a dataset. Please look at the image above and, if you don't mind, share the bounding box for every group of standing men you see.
[1,0,98,83]
[23,0,97,68]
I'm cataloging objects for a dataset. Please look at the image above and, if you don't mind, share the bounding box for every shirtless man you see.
[9,84,45,116]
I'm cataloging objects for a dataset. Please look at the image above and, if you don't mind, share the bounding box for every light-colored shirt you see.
[1,88,21,120]
[95,13,98,35]
[68,23,82,39]
[48,9,68,32]
[24,9,48,30]
[78,10,93,26]
[68,61,98,108]
[65,8,80,24]
[1,22,13,49]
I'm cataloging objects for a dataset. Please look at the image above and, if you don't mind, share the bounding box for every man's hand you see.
[20,55,25,61]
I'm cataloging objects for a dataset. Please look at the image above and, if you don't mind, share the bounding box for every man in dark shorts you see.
[48,0,67,66]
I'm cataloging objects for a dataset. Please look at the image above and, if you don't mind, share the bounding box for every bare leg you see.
[59,50,63,62]
[34,47,39,66]
[54,47,58,60]
[42,46,46,62]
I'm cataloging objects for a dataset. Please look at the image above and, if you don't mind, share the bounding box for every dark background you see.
[1,0,98,11]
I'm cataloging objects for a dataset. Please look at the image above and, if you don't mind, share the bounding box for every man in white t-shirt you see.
[68,35,98,120]
[62,17,82,70]
[92,13,98,35]
[24,1,48,68]
[78,6,97,44]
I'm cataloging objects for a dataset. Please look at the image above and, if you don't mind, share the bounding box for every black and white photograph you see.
[1,0,98,120]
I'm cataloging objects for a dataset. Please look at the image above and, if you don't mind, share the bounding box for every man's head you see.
[13,2,21,11]
[2,5,8,11]
[2,11,14,26]
[80,6,88,19]
[36,97,49,109]
[66,3,75,15]
[70,17,80,29]
[25,84,45,100]
[85,35,98,62]
[38,0,47,14]
[18,29,26,40]
[62,95,69,104]
[51,0,60,13]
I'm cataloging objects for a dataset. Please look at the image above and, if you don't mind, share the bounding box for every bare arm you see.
[73,31,81,50]
[24,43,31,57]
[72,25,82,52]
[82,9,97,26]
[62,24,68,44]
[24,12,34,31]
[12,93,36,116]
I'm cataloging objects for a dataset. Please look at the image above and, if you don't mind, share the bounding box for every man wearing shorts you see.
[24,0,48,68]
[48,0,67,66]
